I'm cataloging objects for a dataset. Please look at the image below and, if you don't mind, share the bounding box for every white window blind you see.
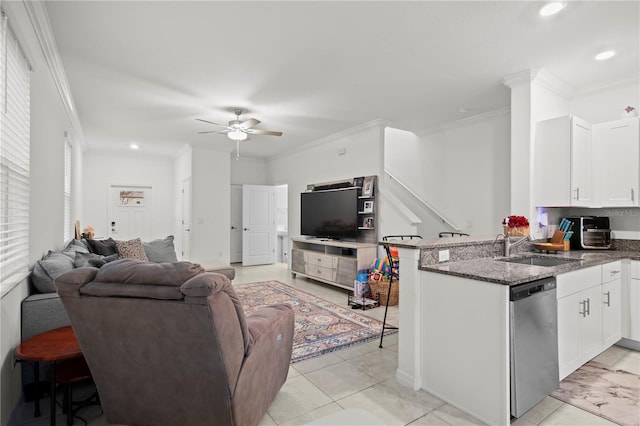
[0,13,31,283]
[63,138,72,241]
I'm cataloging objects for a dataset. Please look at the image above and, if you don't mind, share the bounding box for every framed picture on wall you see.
[363,216,374,229]
[362,176,374,197]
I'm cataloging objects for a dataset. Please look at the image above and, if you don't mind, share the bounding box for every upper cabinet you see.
[534,115,593,207]
[592,117,639,207]
[534,115,639,208]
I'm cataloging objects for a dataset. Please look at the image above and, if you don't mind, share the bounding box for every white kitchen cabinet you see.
[534,115,593,207]
[557,262,626,379]
[557,265,602,379]
[592,117,639,207]
[602,262,622,348]
[624,261,640,341]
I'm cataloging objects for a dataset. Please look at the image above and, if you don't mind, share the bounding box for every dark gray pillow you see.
[62,239,90,259]
[143,235,178,263]
[31,251,75,293]
[74,252,118,268]
[86,238,118,256]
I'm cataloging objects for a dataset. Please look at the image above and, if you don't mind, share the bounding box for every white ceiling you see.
[44,1,639,159]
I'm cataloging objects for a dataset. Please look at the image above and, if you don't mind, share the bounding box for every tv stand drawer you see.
[306,265,336,281]
[307,253,336,268]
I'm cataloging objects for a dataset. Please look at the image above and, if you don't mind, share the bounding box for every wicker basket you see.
[368,279,399,306]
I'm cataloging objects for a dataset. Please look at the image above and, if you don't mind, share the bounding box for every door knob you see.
[231,226,236,229]
[244,228,249,231]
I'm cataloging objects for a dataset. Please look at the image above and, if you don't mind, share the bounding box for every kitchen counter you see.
[421,250,640,286]
[392,242,639,425]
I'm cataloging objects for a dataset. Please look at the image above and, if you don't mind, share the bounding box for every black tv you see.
[301,188,358,240]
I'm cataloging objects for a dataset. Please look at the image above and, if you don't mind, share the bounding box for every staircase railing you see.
[384,169,460,232]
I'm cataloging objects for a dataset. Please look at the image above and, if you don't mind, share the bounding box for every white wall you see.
[81,152,175,240]
[0,3,83,423]
[570,80,640,123]
[231,156,268,185]
[385,112,511,236]
[189,147,231,265]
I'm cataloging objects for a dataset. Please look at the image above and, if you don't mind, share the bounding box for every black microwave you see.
[563,217,611,249]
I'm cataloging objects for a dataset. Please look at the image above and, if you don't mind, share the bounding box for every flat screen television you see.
[301,188,358,240]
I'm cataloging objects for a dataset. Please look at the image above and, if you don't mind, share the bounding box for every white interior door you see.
[242,184,277,266]
[181,178,191,260]
[108,185,152,241]
[230,185,243,263]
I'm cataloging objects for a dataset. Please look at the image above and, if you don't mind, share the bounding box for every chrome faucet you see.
[501,232,531,257]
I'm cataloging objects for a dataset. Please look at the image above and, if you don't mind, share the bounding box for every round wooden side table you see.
[15,326,82,426]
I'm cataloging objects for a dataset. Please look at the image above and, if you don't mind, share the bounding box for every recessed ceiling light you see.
[539,1,567,16]
[130,143,139,150]
[595,50,615,61]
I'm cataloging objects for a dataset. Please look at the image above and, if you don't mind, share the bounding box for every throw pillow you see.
[74,252,118,268]
[86,238,118,256]
[31,251,75,293]
[62,239,90,259]
[143,235,178,263]
[115,238,149,261]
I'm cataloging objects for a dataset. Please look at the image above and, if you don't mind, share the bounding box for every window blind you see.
[63,138,72,241]
[0,13,31,282]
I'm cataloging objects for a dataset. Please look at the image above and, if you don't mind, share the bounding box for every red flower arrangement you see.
[502,215,529,228]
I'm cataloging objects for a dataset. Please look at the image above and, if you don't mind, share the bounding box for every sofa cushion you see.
[31,251,75,293]
[94,259,204,287]
[74,252,118,268]
[115,238,149,261]
[61,239,90,259]
[86,238,118,256]
[143,235,178,263]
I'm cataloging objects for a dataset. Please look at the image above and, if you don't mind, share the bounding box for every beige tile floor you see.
[12,262,640,426]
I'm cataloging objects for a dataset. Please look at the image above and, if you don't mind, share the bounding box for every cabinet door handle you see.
[604,291,611,307]
[585,298,591,316]
[573,187,580,200]
[579,300,587,317]
[632,188,635,202]
[610,270,620,275]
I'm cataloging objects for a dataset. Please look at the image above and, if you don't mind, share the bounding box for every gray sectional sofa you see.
[20,235,235,399]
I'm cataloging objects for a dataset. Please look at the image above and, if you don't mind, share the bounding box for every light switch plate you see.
[438,249,450,262]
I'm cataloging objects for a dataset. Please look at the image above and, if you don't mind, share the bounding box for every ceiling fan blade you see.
[195,118,228,128]
[246,129,283,136]
[240,118,260,129]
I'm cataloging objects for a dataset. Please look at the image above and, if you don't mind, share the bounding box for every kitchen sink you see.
[499,256,580,267]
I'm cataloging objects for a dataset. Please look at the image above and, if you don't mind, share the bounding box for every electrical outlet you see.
[438,249,450,262]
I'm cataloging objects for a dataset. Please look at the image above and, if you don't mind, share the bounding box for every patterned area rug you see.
[235,281,396,363]
[551,361,640,425]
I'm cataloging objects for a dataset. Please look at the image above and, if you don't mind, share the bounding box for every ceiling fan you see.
[196,108,283,142]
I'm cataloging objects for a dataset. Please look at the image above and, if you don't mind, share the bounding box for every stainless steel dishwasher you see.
[510,277,559,418]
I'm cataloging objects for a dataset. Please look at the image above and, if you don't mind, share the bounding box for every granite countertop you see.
[382,235,509,249]
[420,250,640,286]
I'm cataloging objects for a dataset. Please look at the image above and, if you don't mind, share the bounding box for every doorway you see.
[230,184,288,266]
[108,185,152,241]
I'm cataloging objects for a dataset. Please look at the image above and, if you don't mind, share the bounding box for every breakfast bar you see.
[390,236,640,425]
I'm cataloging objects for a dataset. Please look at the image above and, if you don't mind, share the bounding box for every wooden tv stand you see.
[290,237,377,291]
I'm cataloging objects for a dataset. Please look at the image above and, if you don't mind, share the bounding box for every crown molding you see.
[267,119,389,162]
[23,1,85,149]
[573,74,640,97]
[417,107,511,136]
[502,68,574,98]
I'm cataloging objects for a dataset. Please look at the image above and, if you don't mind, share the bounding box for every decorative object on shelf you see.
[353,176,364,189]
[622,106,638,118]
[363,200,374,213]
[362,176,374,197]
[363,216,374,229]
[502,215,530,236]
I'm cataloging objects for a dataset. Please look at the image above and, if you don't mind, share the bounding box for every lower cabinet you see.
[556,262,622,380]
[290,238,377,290]
[623,260,640,341]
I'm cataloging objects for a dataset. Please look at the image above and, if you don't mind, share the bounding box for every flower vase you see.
[503,226,530,237]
